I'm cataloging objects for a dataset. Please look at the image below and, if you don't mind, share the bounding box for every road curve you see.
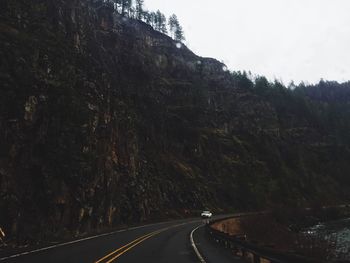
[0,216,243,263]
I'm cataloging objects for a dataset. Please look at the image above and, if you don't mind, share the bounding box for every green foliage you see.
[143,10,153,24]
[105,1,185,40]
[231,71,254,89]
[121,0,132,16]
[154,10,167,34]
[135,0,144,20]
[2,0,350,247]
[174,24,185,42]
[168,14,185,41]
[254,76,270,95]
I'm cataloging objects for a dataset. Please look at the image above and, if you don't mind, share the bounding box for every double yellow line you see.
[94,229,164,263]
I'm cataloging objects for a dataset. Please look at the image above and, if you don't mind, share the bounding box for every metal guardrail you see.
[206,217,322,263]
[0,227,5,246]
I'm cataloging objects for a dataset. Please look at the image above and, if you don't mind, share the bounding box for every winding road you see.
[0,216,243,263]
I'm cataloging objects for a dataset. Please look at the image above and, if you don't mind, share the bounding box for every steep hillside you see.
[1,0,350,244]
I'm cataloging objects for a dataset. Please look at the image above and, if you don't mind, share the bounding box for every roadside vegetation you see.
[2,0,350,249]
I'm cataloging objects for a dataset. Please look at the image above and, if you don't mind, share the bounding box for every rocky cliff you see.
[1,0,350,244]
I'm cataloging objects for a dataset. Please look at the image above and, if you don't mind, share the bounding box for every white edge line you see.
[0,220,177,262]
[190,224,206,263]
[0,229,124,262]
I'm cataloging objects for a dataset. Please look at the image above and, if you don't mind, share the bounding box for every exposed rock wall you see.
[0,0,350,244]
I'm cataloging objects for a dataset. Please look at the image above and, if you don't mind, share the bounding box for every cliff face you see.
[1,0,350,244]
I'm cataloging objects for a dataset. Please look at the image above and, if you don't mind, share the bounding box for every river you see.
[305,218,350,261]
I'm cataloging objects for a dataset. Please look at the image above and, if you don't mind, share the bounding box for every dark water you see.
[305,218,350,260]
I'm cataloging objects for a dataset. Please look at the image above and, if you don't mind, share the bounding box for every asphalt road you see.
[0,216,243,263]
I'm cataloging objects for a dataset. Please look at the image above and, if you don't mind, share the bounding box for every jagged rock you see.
[0,0,350,246]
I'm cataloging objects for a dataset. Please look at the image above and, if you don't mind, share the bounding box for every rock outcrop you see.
[1,0,350,244]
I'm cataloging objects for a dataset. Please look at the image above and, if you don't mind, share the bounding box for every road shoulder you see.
[191,224,244,263]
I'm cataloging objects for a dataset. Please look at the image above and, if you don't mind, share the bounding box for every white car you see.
[201,210,212,218]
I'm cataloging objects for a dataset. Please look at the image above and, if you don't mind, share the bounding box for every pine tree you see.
[135,0,144,20]
[156,10,167,34]
[168,14,178,39]
[148,11,157,28]
[148,10,167,33]
[168,14,185,41]
[175,24,185,42]
[120,0,132,16]
[110,0,121,13]
[128,6,135,18]
[143,11,153,25]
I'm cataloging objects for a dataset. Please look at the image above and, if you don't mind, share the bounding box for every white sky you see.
[144,0,350,84]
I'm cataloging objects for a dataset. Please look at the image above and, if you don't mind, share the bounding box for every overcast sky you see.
[144,0,350,84]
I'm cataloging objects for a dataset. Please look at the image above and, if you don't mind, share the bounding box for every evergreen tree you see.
[168,14,178,39]
[168,14,185,41]
[109,1,181,38]
[135,0,144,20]
[120,0,132,16]
[254,76,270,95]
[148,10,167,33]
[143,10,153,25]
[148,11,157,28]
[128,6,135,18]
[174,24,185,41]
[156,10,167,34]
[110,0,121,12]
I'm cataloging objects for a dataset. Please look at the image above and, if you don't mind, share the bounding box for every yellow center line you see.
[94,222,192,263]
[105,230,162,263]
[94,230,160,263]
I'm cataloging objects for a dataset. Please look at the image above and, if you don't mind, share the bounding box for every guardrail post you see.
[0,227,5,246]
[207,216,321,263]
